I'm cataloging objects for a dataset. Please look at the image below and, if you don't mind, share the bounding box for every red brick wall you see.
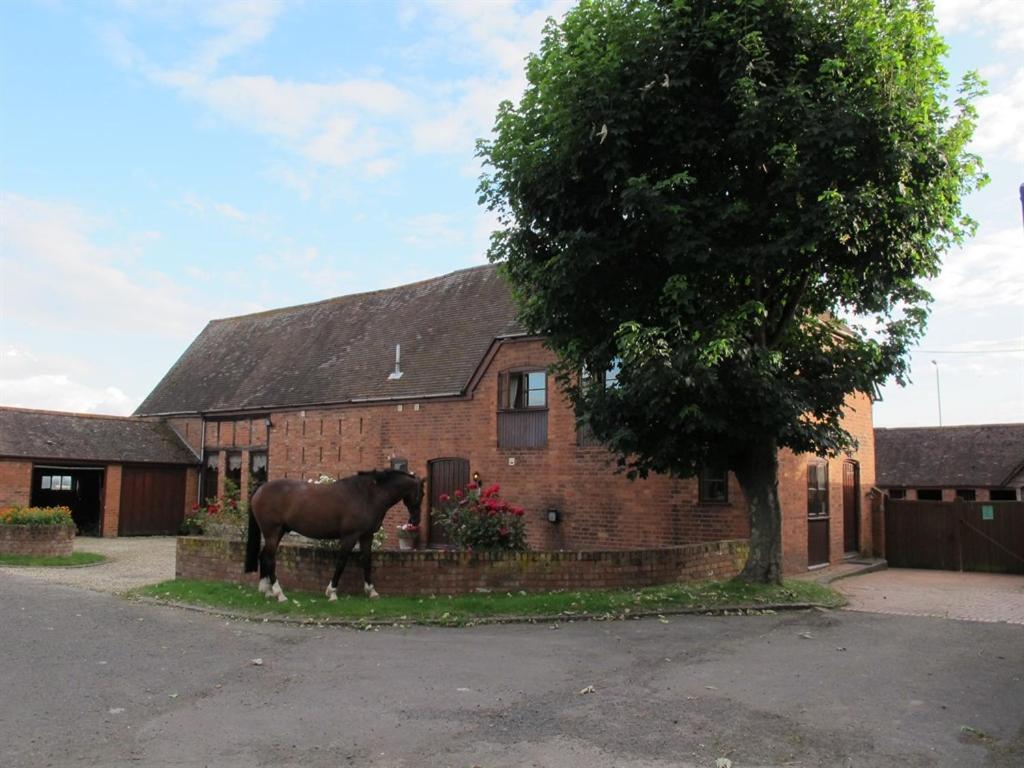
[778,391,876,571]
[0,460,33,508]
[0,524,74,557]
[177,536,749,596]
[102,464,122,537]
[193,338,873,574]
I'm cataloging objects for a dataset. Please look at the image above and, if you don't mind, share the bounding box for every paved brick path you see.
[836,568,1024,625]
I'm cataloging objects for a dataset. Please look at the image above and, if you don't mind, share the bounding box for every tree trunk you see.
[734,437,783,584]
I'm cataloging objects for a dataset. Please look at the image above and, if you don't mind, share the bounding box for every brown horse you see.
[245,469,424,602]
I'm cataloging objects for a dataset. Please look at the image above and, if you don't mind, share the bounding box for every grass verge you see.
[131,577,841,626]
[0,551,107,567]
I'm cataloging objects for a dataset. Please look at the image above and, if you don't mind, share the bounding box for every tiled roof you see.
[135,264,525,416]
[875,424,1024,488]
[0,408,199,465]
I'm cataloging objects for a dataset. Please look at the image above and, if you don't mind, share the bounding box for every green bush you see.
[0,505,74,526]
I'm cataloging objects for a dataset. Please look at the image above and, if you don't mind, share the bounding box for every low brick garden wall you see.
[0,524,74,557]
[177,536,749,596]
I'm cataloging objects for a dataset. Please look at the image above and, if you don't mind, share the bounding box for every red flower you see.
[191,503,200,512]
[454,489,463,499]
[483,484,500,498]
[439,493,450,503]
[499,527,510,537]
[467,481,478,490]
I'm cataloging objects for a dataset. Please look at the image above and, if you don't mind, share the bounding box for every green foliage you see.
[432,483,528,551]
[133,577,841,624]
[478,0,984,480]
[0,506,74,526]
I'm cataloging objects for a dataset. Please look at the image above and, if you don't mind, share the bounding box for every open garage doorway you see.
[30,465,105,536]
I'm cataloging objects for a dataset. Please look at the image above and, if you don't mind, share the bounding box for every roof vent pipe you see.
[388,344,403,380]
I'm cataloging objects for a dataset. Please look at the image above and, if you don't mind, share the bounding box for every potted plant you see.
[396,522,419,550]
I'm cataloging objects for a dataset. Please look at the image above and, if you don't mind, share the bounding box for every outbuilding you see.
[0,408,199,535]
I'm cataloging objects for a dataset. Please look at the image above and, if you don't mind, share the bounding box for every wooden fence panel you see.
[885,500,1024,574]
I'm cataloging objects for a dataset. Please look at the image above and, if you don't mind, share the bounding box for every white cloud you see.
[972,68,1024,162]
[402,213,467,247]
[0,346,138,415]
[0,374,137,416]
[935,0,1024,53]
[928,226,1024,312]
[1,193,207,340]
[177,192,253,222]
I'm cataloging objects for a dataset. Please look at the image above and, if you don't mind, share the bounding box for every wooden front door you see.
[843,461,860,554]
[119,465,187,535]
[427,458,469,547]
[807,462,830,567]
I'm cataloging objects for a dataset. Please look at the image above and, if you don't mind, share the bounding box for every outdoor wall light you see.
[472,471,481,484]
[264,418,273,428]
[546,508,561,524]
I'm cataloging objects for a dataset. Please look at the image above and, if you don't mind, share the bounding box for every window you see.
[990,489,1019,501]
[226,451,242,492]
[807,463,829,517]
[202,452,219,502]
[249,451,268,496]
[915,489,942,501]
[955,489,976,501]
[887,488,906,500]
[498,369,548,448]
[40,474,72,491]
[504,370,546,409]
[699,467,729,503]
[390,457,409,472]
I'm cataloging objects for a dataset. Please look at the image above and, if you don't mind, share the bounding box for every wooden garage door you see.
[119,465,187,536]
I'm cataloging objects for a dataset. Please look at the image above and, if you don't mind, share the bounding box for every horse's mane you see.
[355,468,417,483]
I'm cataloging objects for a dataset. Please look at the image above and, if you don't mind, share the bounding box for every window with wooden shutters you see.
[497,369,548,448]
[807,462,829,517]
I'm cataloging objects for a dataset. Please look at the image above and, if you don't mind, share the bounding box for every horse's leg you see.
[261,530,288,603]
[359,532,379,599]
[325,536,359,602]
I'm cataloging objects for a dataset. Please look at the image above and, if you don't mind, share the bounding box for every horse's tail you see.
[244,506,261,573]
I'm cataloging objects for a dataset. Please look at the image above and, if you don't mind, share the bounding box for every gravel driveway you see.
[0,536,176,593]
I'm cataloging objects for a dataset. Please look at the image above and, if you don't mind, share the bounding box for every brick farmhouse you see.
[1,264,876,573]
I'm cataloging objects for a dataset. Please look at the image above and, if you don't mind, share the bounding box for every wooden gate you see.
[843,461,860,553]
[118,465,187,536]
[427,458,469,547]
[885,500,1024,574]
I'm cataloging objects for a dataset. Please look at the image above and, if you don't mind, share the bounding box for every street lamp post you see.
[931,359,943,427]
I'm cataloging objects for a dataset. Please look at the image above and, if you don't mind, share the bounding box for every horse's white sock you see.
[258,577,270,596]
[271,580,287,603]
[364,581,379,599]
[325,582,338,602]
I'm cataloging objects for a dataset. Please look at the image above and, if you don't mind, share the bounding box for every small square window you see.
[699,467,729,503]
[989,489,1018,501]
[915,489,942,501]
[955,489,975,501]
[887,488,906,500]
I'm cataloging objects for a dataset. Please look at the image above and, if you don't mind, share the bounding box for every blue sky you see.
[1,0,1021,427]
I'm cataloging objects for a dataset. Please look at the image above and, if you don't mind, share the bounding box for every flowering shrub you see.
[0,506,74,526]
[182,478,248,538]
[432,483,527,551]
[396,522,420,539]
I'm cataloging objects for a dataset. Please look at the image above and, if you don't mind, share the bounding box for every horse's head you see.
[402,475,425,527]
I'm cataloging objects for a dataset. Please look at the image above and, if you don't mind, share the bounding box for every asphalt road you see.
[3,573,1021,768]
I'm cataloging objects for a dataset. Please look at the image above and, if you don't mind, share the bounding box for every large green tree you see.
[478,0,984,582]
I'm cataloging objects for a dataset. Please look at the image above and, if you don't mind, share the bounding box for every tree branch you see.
[766,273,810,348]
